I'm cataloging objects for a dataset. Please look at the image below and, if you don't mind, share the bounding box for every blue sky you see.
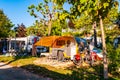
[0,0,70,27]
[0,0,45,27]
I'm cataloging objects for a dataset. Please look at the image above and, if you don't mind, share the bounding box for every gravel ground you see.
[34,57,74,68]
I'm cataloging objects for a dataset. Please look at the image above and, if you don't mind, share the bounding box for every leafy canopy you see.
[28,0,69,36]
[0,9,14,38]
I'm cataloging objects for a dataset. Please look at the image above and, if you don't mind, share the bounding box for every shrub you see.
[107,43,120,76]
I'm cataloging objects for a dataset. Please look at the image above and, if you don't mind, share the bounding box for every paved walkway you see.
[0,62,52,80]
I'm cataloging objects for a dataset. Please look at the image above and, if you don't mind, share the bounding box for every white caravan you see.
[9,35,39,53]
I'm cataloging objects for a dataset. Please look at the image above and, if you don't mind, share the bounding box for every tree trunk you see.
[48,20,52,36]
[99,15,108,79]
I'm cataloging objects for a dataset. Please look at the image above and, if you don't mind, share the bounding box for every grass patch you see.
[0,55,38,66]
[0,56,14,62]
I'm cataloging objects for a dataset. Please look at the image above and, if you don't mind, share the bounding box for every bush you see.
[107,43,120,77]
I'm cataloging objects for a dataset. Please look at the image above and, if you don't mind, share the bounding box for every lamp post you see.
[93,21,97,48]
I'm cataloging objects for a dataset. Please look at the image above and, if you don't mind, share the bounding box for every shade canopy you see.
[35,36,76,48]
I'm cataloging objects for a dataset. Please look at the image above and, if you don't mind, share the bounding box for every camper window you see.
[56,40,65,46]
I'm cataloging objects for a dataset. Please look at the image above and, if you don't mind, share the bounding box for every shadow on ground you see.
[0,66,47,80]
[20,64,117,80]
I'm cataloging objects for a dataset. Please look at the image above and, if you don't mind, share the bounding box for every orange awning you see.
[35,36,76,48]
[35,36,60,47]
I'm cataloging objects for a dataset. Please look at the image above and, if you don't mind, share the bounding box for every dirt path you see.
[0,62,52,80]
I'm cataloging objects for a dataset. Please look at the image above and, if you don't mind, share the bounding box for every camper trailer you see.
[35,36,78,60]
[9,35,39,54]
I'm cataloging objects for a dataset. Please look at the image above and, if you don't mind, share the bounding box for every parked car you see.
[36,46,48,57]
[36,46,47,53]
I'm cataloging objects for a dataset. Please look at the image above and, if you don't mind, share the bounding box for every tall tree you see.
[0,9,14,38]
[28,0,58,36]
[27,0,69,36]
[52,0,119,79]
[15,23,26,37]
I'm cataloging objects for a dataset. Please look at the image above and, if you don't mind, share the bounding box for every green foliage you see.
[26,18,67,36]
[103,7,118,29]
[51,20,61,36]
[28,1,53,35]
[69,0,118,21]
[28,2,49,19]
[28,0,72,36]
[107,43,120,76]
[53,0,119,23]
[74,14,93,29]
[62,32,73,36]
[106,30,119,38]
[72,32,81,37]
[9,30,16,37]
[26,21,47,36]
[51,0,119,38]
[106,35,120,76]
[0,9,14,38]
